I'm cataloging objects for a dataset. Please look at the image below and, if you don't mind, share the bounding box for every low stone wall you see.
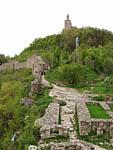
[77,102,91,135]
[37,103,60,139]
[77,101,113,137]
[0,61,28,72]
[0,55,49,94]
[0,55,48,74]
[50,140,105,150]
[91,119,113,136]
[0,61,16,71]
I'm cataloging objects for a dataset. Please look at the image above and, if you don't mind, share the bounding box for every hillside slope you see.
[0,26,113,149]
[15,27,113,97]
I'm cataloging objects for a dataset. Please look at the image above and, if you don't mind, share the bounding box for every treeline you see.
[19,27,113,54]
[0,54,8,65]
[16,27,113,74]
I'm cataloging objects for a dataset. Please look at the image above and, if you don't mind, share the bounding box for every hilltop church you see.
[64,14,72,29]
[64,14,76,30]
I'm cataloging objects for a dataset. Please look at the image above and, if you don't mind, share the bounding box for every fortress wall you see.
[0,55,48,73]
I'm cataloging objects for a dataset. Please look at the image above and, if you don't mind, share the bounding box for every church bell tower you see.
[64,14,72,29]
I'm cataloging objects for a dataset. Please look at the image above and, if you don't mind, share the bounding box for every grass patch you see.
[45,68,60,83]
[35,87,53,117]
[0,69,53,149]
[80,133,112,150]
[58,106,61,124]
[87,103,110,119]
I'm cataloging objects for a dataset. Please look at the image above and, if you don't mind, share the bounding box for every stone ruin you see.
[0,55,48,76]
[77,101,113,137]
[35,84,107,149]
[0,55,49,95]
[51,140,97,150]
[35,102,69,140]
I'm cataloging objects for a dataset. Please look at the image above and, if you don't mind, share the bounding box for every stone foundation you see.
[36,103,60,139]
[77,101,113,137]
[50,140,105,150]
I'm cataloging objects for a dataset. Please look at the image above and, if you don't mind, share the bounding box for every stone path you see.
[49,84,89,140]
[37,77,106,150]
[49,84,88,103]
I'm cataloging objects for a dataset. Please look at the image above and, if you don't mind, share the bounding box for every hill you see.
[15,27,113,96]
[0,26,113,149]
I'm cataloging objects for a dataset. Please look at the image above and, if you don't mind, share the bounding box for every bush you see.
[46,64,97,85]
[58,64,85,84]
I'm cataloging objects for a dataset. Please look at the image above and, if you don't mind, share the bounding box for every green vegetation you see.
[89,95,105,101]
[12,27,113,97]
[74,105,112,150]
[80,133,113,150]
[110,106,113,112]
[87,103,110,119]
[0,68,53,150]
[58,106,61,124]
[0,54,8,65]
[1,26,113,148]
[34,87,53,117]
[13,27,113,96]
[46,64,98,85]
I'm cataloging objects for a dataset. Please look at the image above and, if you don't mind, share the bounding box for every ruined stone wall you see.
[77,101,113,137]
[0,61,16,71]
[0,55,48,73]
[50,140,103,150]
[0,55,49,95]
[36,103,60,139]
[0,61,26,72]
[91,119,113,136]
[77,102,91,135]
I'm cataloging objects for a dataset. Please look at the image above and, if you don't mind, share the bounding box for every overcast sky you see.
[0,0,113,56]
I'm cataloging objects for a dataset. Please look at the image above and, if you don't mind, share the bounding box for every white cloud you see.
[0,0,113,56]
